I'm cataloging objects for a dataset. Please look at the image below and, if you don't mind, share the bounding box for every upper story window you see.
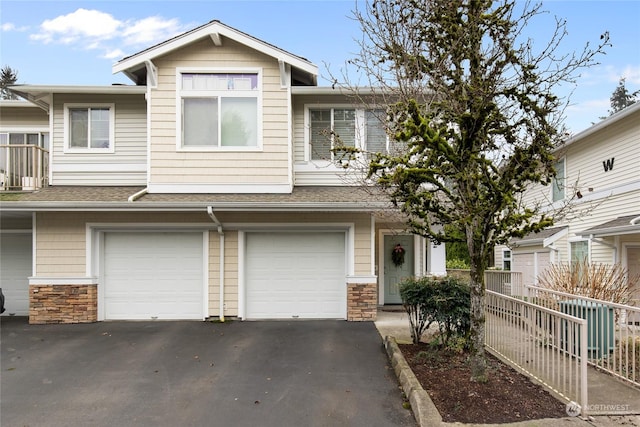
[64,104,115,153]
[179,71,260,150]
[307,107,388,161]
[552,158,565,202]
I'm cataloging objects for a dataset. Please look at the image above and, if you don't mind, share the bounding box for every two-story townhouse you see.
[0,20,446,324]
[495,101,640,301]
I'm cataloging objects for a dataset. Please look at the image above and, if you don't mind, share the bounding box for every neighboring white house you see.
[0,20,446,324]
[496,101,640,300]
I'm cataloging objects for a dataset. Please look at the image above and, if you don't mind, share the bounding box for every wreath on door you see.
[391,243,405,267]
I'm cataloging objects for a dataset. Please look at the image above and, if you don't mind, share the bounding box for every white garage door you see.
[245,232,346,319]
[103,232,204,320]
[513,251,550,286]
[0,233,31,316]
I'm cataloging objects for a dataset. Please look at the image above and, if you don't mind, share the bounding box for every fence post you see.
[580,319,588,417]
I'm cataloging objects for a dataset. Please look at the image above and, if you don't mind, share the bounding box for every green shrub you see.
[399,276,437,344]
[399,275,471,347]
[446,258,470,269]
[430,276,471,348]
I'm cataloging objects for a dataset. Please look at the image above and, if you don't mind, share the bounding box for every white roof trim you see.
[292,86,381,96]
[543,227,569,247]
[512,227,568,248]
[112,21,317,77]
[0,100,40,108]
[9,85,146,95]
[560,101,640,150]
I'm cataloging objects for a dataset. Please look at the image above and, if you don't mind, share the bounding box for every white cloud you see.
[2,22,29,32]
[121,16,184,46]
[619,65,640,86]
[30,9,122,45]
[580,64,640,88]
[29,9,190,60]
[103,49,125,60]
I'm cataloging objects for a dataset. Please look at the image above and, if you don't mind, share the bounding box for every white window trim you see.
[304,104,389,164]
[175,67,263,152]
[568,238,590,263]
[304,104,358,163]
[63,103,115,154]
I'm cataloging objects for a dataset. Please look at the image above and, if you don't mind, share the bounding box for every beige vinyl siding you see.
[208,230,238,317]
[564,118,639,195]
[522,110,639,209]
[149,38,290,185]
[0,105,49,128]
[51,94,147,185]
[292,94,355,164]
[565,191,639,265]
[292,94,367,185]
[34,211,209,276]
[35,211,374,318]
[214,211,373,272]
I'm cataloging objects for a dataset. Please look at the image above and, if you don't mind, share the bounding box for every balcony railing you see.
[0,144,49,191]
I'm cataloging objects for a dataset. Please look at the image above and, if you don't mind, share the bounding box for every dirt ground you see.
[399,343,568,424]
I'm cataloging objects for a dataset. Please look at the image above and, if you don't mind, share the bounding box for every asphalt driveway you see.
[0,317,415,427]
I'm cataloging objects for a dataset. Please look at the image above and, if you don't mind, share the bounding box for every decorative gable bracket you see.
[145,60,158,88]
[278,60,290,89]
[210,32,222,46]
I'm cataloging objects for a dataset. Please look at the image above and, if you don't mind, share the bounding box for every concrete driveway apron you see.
[1,317,415,427]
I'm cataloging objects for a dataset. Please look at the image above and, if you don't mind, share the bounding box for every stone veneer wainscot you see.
[29,284,97,324]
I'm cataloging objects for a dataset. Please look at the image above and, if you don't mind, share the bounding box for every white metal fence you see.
[485,290,589,416]
[525,286,640,388]
[485,270,524,297]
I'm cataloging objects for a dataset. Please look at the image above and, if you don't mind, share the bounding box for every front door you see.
[384,234,414,304]
[628,247,640,303]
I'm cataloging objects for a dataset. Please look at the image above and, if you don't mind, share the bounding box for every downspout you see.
[207,206,225,322]
[127,187,148,202]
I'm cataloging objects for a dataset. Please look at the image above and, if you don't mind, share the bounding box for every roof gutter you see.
[0,201,390,212]
[207,206,225,322]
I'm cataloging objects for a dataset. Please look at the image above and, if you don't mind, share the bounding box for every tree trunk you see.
[469,253,488,382]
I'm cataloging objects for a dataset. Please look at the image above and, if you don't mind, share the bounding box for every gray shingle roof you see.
[580,214,640,237]
[511,226,568,247]
[1,186,393,212]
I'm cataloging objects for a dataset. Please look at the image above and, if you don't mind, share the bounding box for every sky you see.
[1,0,639,134]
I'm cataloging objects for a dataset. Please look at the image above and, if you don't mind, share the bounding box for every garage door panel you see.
[0,233,31,316]
[245,232,346,319]
[104,232,204,320]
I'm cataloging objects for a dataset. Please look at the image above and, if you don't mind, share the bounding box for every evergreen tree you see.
[0,66,19,100]
[608,78,638,115]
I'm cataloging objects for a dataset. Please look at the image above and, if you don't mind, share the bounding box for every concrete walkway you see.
[374,308,640,427]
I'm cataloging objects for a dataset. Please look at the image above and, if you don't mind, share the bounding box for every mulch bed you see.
[399,343,568,424]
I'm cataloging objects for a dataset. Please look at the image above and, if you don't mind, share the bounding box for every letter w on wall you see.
[602,158,615,172]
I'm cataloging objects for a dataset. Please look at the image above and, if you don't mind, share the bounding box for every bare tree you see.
[337,0,609,382]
